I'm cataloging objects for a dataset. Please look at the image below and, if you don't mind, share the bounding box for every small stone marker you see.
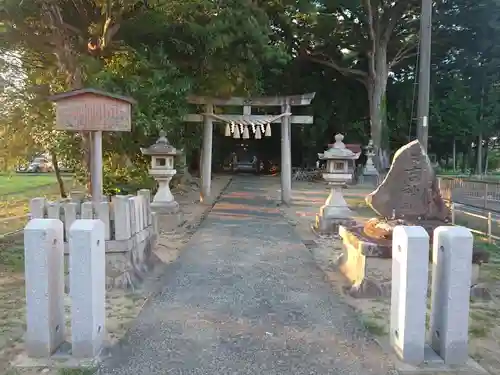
[390,225,429,365]
[63,202,78,240]
[69,220,106,358]
[24,219,65,357]
[138,189,152,225]
[366,140,450,220]
[112,195,131,240]
[430,226,473,365]
[81,201,94,219]
[46,201,61,220]
[96,201,111,240]
[29,197,46,218]
[128,197,137,235]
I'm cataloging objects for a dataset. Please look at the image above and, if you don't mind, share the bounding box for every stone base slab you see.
[376,340,488,375]
[360,173,378,186]
[313,214,356,235]
[12,341,111,370]
[336,250,392,298]
[338,225,483,299]
[157,211,185,232]
[151,200,180,214]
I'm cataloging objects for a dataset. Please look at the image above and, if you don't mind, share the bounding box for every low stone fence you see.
[28,189,158,288]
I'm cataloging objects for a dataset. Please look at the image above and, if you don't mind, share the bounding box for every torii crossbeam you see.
[184,93,315,205]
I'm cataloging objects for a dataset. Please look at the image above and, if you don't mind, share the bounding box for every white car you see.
[27,157,53,173]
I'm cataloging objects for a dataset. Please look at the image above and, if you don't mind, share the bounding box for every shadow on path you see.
[98,176,395,375]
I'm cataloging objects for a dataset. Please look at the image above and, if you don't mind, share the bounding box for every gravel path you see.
[98,177,396,375]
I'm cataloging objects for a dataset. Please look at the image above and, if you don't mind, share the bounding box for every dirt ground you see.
[282,181,500,375]
[0,175,231,375]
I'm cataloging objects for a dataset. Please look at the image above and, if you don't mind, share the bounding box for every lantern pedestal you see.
[314,178,356,234]
[150,169,179,214]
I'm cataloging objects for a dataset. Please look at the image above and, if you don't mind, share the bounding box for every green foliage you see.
[2,0,500,180]
[101,164,156,196]
[90,46,194,153]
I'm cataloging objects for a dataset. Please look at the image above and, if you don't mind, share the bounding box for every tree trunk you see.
[367,44,390,173]
[477,132,483,174]
[452,138,456,171]
[483,140,489,174]
[51,151,67,198]
[461,149,467,172]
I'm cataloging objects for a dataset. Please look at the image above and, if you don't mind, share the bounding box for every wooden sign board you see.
[50,88,135,132]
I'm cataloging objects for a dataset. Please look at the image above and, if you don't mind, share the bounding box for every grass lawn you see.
[0,173,70,196]
[0,173,76,236]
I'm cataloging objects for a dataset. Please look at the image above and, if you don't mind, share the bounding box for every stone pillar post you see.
[430,226,473,365]
[69,219,106,358]
[390,225,429,365]
[281,102,292,205]
[24,219,65,358]
[201,103,214,204]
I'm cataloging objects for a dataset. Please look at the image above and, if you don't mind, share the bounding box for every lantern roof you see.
[318,134,361,160]
[141,130,177,156]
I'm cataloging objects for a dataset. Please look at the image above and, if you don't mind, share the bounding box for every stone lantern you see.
[141,130,179,213]
[362,139,379,185]
[314,133,361,234]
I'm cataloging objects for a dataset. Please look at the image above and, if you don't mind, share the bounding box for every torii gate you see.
[184,93,315,205]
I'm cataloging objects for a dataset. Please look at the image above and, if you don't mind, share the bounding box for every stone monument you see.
[366,140,449,221]
[313,134,361,234]
[337,140,488,298]
[141,130,179,214]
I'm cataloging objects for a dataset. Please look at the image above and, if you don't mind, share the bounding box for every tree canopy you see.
[1,0,500,185]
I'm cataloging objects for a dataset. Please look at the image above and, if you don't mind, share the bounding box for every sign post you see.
[49,88,136,202]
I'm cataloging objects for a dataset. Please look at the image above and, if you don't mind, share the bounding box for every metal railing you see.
[439,176,500,242]
[450,203,499,242]
[292,167,322,181]
[438,176,500,210]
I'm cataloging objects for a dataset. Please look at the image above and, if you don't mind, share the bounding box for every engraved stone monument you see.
[337,140,455,298]
[366,140,450,221]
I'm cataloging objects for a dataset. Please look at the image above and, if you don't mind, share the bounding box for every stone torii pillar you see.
[281,102,292,205]
[201,103,214,203]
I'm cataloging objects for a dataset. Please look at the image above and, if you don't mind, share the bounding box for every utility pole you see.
[416,0,432,153]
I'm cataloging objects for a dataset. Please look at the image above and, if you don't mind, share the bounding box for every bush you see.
[102,164,157,196]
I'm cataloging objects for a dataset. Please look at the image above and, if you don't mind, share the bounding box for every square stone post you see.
[280,102,292,205]
[429,226,473,365]
[390,225,429,365]
[201,103,214,204]
[69,219,106,358]
[112,195,131,240]
[24,219,65,357]
[138,189,151,225]
[29,198,46,218]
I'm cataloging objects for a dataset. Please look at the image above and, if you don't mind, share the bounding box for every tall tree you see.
[298,0,420,170]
